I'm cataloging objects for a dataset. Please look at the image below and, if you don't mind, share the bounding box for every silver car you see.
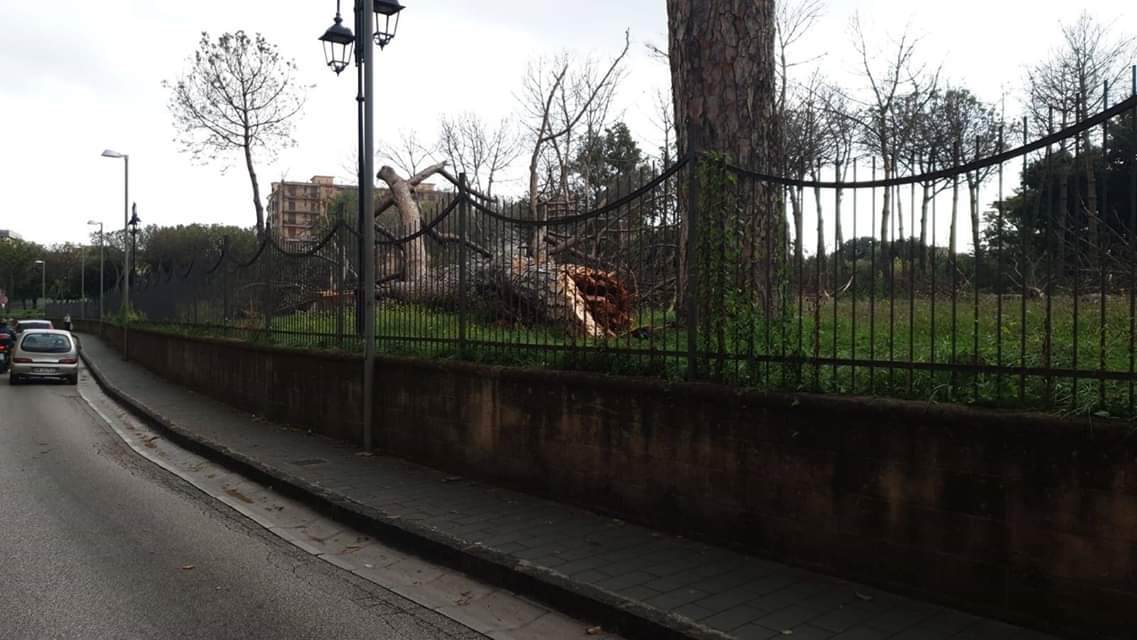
[9,329,79,385]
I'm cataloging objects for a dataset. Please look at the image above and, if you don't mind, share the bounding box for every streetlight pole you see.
[80,248,86,320]
[34,260,45,312]
[88,221,104,321]
[320,0,404,452]
[102,149,129,356]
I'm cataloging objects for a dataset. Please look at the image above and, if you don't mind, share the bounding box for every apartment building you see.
[267,176,350,243]
[267,175,446,243]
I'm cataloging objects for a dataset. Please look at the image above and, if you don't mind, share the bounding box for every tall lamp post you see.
[102,149,129,358]
[88,221,105,321]
[33,260,45,312]
[80,247,86,320]
[319,0,404,452]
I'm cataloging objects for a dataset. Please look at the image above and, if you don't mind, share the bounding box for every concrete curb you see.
[79,345,726,640]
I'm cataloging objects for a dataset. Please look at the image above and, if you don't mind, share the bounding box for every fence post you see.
[221,236,231,324]
[458,173,469,354]
[263,236,272,335]
[686,126,702,380]
[335,222,345,347]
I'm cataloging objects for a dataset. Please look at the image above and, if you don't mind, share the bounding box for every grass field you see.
[129,292,1137,418]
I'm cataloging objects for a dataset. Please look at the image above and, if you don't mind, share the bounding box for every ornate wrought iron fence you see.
[52,91,1137,416]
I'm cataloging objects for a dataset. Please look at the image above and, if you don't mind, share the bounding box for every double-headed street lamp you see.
[88,220,105,320]
[319,0,405,452]
[128,206,141,286]
[32,260,45,312]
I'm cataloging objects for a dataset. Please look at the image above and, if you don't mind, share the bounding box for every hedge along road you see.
[0,365,619,639]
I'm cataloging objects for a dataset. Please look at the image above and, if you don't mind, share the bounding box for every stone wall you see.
[79,321,1137,637]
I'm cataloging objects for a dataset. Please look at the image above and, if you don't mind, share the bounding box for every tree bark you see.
[378,166,428,282]
[668,0,780,308]
[967,176,981,260]
[243,135,265,234]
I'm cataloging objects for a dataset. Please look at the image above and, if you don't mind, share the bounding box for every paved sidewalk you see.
[79,335,1054,640]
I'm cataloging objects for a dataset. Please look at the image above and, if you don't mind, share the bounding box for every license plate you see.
[32,368,56,374]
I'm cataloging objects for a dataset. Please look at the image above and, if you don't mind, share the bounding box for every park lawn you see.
[134,292,1137,417]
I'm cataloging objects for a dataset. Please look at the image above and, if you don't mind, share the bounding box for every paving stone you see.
[751,583,826,613]
[809,602,875,633]
[644,588,709,611]
[702,604,765,631]
[695,587,763,615]
[732,623,781,640]
[753,602,826,632]
[595,571,656,592]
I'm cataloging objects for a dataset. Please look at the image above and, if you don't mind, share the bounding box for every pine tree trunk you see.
[668,0,780,310]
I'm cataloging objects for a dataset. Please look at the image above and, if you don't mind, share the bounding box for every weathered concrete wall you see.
[80,321,1137,637]
[84,322,363,442]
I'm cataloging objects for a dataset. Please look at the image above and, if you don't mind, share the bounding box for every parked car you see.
[14,319,53,334]
[9,329,78,385]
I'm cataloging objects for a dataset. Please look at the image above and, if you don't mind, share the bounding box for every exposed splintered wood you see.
[563,266,632,333]
[499,258,631,337]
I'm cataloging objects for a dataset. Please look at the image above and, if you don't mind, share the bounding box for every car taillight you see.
[13,357,32,364]
[58,357,78,365]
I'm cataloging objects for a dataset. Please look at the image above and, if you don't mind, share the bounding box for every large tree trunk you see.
[967,176,982,260]
[243,135,265,235]
[668,0,780,310]
[378,166,428,281]
[790,186,804,265]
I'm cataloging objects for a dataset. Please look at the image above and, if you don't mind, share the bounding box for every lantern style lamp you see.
[372,0,404,48]
[319,5,355,75]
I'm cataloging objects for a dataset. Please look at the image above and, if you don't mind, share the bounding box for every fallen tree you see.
[373,163,632,338]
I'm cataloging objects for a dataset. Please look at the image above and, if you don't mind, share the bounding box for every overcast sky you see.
[0,0,1132,247]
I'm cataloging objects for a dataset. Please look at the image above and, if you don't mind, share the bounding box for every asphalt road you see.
[0,374,485,640]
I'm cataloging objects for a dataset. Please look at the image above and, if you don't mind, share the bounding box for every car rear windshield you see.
[19,321,51,331]
[20,333,72,354]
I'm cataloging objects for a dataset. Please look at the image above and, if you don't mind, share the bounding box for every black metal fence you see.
[53,91,1137,416]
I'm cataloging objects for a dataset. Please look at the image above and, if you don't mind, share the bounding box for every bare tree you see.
[776,0,826,116]
[378,129,432,180]
[894,89,948,269]
[362,34,637,338]
[1026,11,1135,132]
[784,72,827,262]
[817,82,855,252]
[1026,11,1135,248]
[847,17,939,251]
[165,31,306,234]
[436,113,520,200]
[519,32,631,256]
